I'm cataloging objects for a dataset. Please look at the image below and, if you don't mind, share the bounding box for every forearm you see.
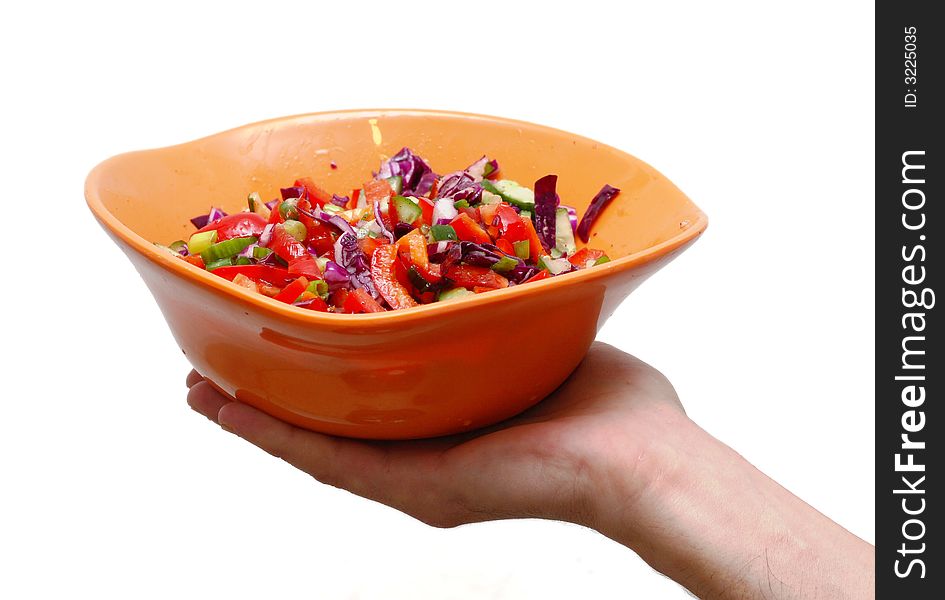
[585,415,874,599]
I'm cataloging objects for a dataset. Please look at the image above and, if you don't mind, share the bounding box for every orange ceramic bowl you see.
[85,109,707,440]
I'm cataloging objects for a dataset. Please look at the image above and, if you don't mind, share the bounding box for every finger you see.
[186,369,204,388]
[216,402,448,517]
[187,381,232,423]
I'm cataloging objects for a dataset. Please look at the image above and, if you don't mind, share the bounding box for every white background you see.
[2,1,874,598]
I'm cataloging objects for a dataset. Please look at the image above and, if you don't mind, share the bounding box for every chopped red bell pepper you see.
[294,177,333,206]
[494,237,515,256]
[521,216,546,261]
[417,197,435,226]
[273,276,309,304]
[525,269,552,283]
[344,287,385,313]
[444,264,509,289]
[449,213,492,245]
[397,229,442,283]
[296,294,329,312]
[371,244,418,310]
[211,264,297,287]
[568,247,607,267]
[268,204,284,224]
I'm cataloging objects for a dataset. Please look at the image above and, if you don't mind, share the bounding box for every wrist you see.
[581,413,874,599]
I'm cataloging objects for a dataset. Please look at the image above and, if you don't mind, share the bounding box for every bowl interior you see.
[90,110,704,263]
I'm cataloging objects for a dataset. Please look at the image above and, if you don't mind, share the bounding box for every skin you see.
[187,342,874,599]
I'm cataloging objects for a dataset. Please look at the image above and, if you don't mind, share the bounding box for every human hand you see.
[186,341,688,529]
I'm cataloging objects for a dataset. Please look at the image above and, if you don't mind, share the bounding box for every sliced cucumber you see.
[539,255,573,275]
[437,287,477,302]
[554,208,576,256]
[481,179,535,211]
[480,190,502,205]
[188,230,218,255]
[385,176,403,195]
[200,236,257,263]
[204,257,234,271]
[391,195,422,224]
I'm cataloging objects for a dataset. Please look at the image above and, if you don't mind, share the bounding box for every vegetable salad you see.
[161,149,619,313]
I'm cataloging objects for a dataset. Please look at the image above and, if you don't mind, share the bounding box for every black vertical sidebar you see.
[876,2,941,598]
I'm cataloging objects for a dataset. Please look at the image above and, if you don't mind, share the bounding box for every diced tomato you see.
[449,213,492,245]
[444,264,509,289]
[363,179,393,209]
[301,217,336,257]
[521,216,546,261]
[181,254,205,269]
[211,265,296,287]
[293,198,335,256]
[269,224,309,262]
[268,201,284,224]
[288,254,322,279]
[496,204,528,242]
[295,177,333,206]
[231,273,258,292]
[472,286,494,294]
[273,276,309,304]
[329,288,350,311]
[478,203,499,227]
[297,295,330,312]
[258,284,282,297]
[494,238,515,256]
[358,236,387,259]
[397,229,442,283]
[343,287,385,313]
[460,206,479,221]
[417,197,435,226]
[568,247,606,267]
[196,213,268,241]
[371,244,418,310]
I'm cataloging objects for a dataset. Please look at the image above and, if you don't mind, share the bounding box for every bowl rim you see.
[85,108,708,326]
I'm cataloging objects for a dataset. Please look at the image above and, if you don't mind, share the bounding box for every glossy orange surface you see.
[85,109,708,439]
